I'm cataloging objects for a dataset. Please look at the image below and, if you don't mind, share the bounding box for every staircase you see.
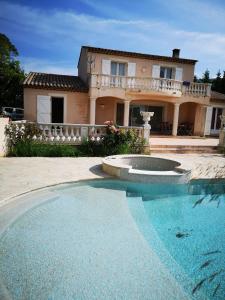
[150,137,219,154]
[150,144,218,154]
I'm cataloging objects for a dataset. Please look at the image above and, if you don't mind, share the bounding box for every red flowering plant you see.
[81,120,145,156]
[101,120,144,155]
[104,120,119,134]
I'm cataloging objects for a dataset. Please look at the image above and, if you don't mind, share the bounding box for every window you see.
[111,62,126,76]
[110,62,126,87]
[211,107,223,131]
[160,67,173,79]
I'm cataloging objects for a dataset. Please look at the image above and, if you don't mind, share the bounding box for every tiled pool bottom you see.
[127,180,225,300]
[0,180,224,300]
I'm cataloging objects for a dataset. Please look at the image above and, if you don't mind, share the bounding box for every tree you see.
[193,75,198,83]
[221,71,225,94]
[0,33,25,109]
[201,69,210,83]
[212,70,221,92]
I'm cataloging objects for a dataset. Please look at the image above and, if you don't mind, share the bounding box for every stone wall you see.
[0,118,9,157]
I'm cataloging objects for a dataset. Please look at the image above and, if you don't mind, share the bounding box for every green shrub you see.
[9,140,80,157]
[79,122,145,156]
[5,122,42,154]
[79,139,105,157]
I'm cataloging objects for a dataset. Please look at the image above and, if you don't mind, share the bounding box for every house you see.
[23,46,225,136]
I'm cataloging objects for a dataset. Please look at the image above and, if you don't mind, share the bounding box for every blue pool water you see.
[0,179,224,299]
[132,180,225,299]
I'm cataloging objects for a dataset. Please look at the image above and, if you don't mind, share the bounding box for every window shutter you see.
[175,67,183,81]
[152,65,160,78]
[127,62,136,88]
[101,59,111,75]
[204,106,213,135]
[37,95,51,123]
[127,62,136,77]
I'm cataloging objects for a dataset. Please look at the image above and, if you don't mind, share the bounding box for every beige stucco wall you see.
[96,97,116,124]
[90,52,195,82]
[179,102,197,124]
[78,47,88,84]
[193,104,207,136]
[24,88,89,124]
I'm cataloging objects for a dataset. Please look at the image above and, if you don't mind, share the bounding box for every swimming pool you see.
[0,179,224,299]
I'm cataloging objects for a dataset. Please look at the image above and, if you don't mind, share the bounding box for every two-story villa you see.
[23,46,225,136]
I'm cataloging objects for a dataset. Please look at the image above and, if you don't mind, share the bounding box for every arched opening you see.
[130,99,174,134]
[95,97,122,125]
[178,102,198,135]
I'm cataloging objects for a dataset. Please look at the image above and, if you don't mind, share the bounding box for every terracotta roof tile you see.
[82,46,198,64]
[211,91,225,100]
[23,72,88,92]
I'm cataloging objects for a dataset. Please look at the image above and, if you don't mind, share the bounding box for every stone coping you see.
[102,155,191,184]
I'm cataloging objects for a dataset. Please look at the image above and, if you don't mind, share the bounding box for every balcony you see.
[90,74,211,97]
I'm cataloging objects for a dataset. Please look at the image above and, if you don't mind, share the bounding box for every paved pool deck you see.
[0,154,225,205]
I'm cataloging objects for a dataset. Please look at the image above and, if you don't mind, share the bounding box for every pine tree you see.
[212,70,221,91]
[221,71,225,94]
[193,75,198,82]
[201,69,210,83]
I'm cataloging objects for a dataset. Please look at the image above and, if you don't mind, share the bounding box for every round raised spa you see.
[102,155,191,183]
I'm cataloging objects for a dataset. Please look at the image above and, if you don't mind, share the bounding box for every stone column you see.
[123,100,130,126]
[140,111,154,146]
[206,84,211,97]
[89,97,96,124]
[172,103,180,136]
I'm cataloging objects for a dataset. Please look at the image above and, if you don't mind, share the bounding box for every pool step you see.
[150,145,218,154]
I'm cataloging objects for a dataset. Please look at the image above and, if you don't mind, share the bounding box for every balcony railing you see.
[90,74,211,97]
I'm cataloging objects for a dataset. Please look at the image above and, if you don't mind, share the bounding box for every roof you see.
[23,72,88,92]
[81,46,198,65]
[211,91,225,101]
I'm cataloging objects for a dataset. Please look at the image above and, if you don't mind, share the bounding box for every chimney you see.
[172,48,180,58]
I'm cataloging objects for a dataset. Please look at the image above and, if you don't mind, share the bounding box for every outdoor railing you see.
[90,74,211,97]
[36,123,106,144]
[14,122,144,144]
[182,82,211,97]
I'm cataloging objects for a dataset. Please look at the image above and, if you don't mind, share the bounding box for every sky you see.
[0,0,225,77]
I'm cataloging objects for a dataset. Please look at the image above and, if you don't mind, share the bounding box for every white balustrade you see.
[90,74,211,97]
[36,123,108,144]
[12,122,144,145]
[182,83,211,97]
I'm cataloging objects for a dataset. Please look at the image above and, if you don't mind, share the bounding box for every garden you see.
[5,121,145,157]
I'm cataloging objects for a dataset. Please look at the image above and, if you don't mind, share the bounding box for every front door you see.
[51,97,64,123]
[210,107,222,135]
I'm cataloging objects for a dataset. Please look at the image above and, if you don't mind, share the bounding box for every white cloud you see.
[20,57,77,75]
[1,1,225,76]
